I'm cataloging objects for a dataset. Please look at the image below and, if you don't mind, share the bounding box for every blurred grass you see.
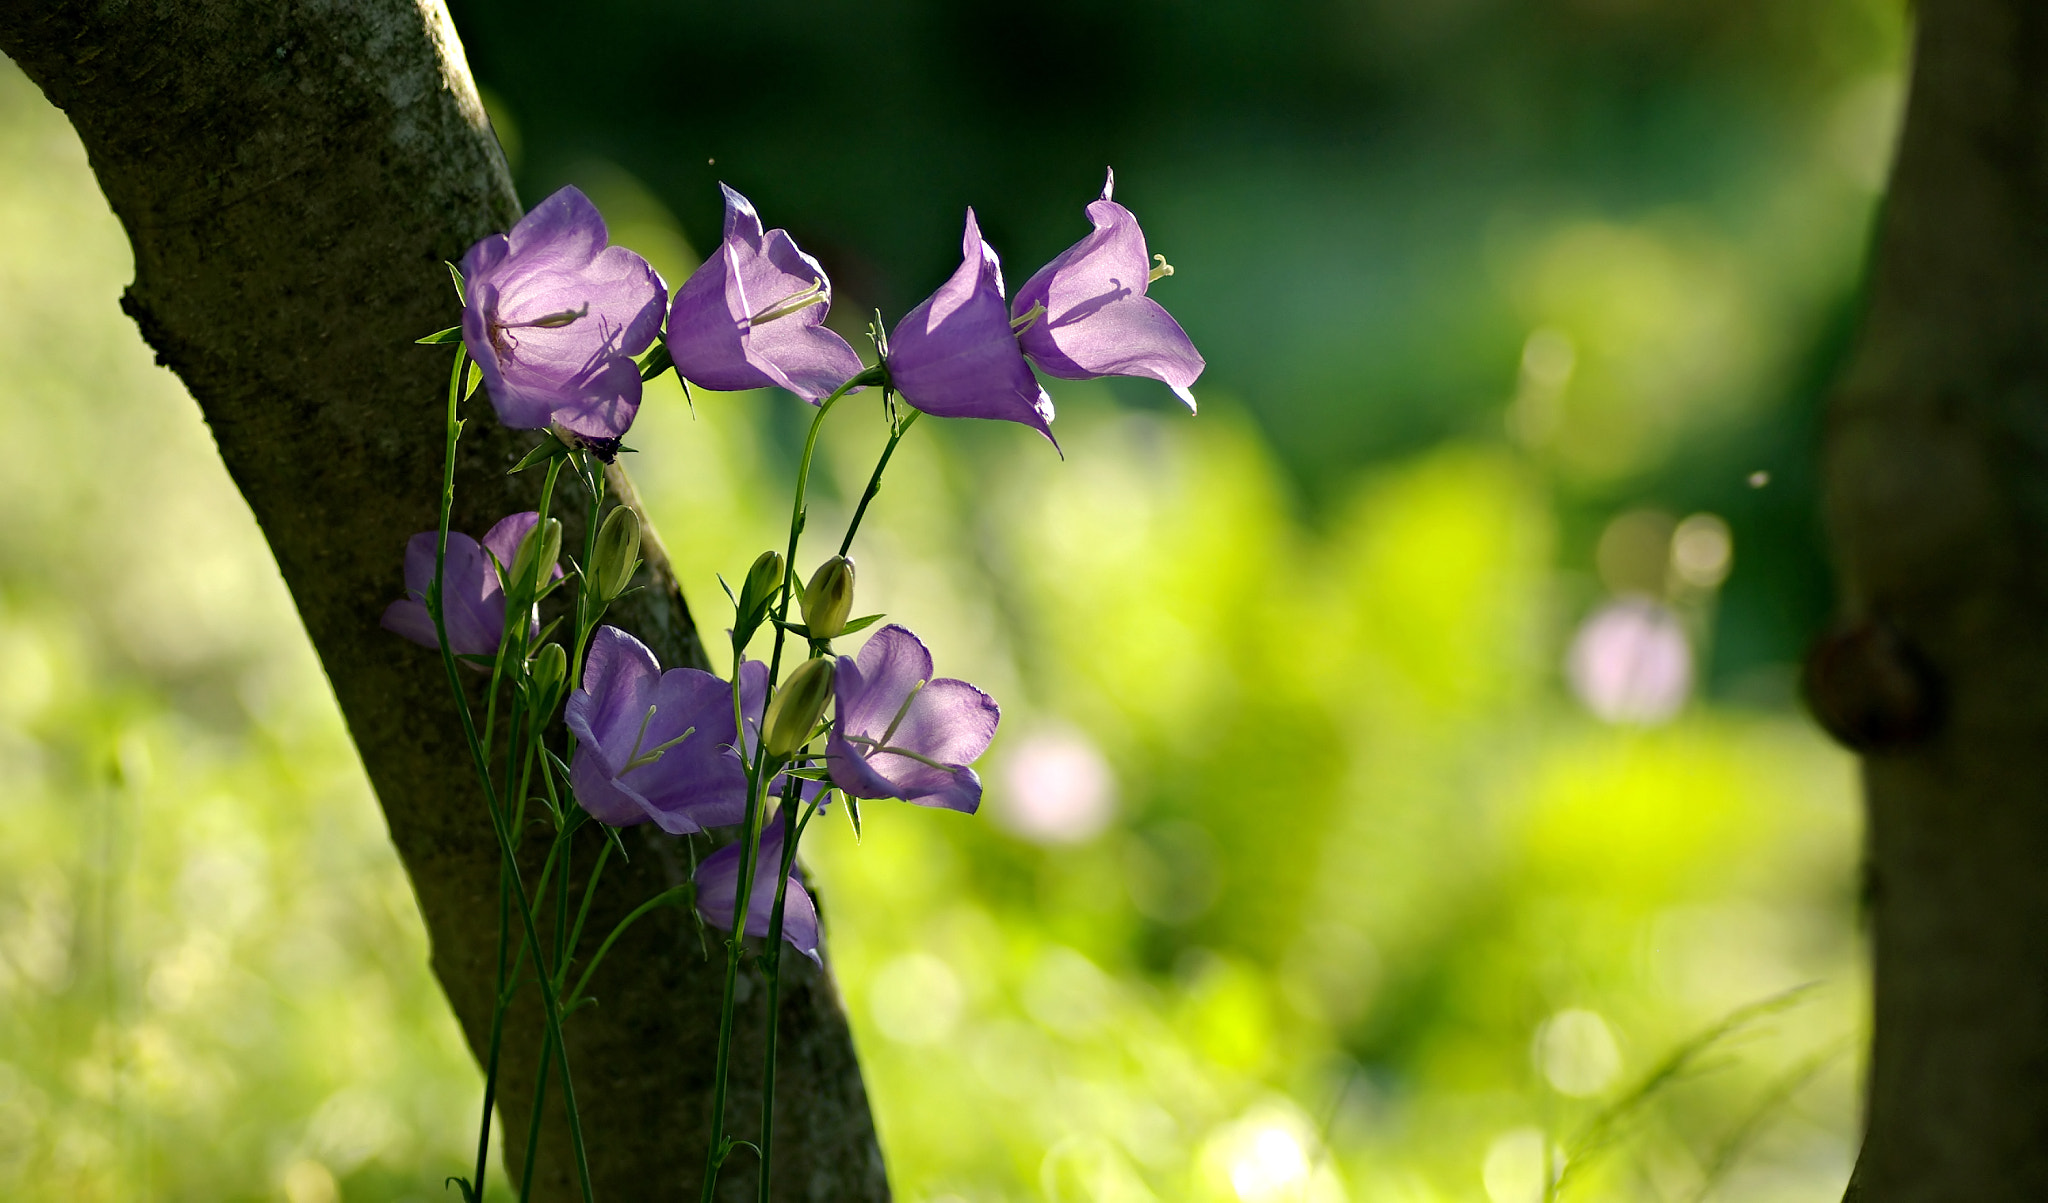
[1,42,1863,1203]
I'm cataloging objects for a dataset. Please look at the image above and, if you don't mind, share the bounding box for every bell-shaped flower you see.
[461,186,667,446]
[692,818,819,963]
[885,210,1056,442]
[566,626,747,833]
[1011,169,1204,411]
[826,625,999,813]
[665,184,865,403]
[381,512,555,659]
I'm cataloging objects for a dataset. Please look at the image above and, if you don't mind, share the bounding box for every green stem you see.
[700,364,875,1203]
[518,1029,555,1203]
[559,838,613,992]
[568,883,691,1007]
[570,455,607,693]
[755,772,810,1203]
[471,854,512,1199]
[838,403,918,558]
[427,349,595,1203]
[485,455,563,767]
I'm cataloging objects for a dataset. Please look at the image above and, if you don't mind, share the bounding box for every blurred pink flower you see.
[999,728,1116,845]
[1566,596,1692,725]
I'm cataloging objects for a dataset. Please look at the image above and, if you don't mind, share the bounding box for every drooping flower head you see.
[1011,169,1205,411]
[692,819,819,963]
[884,210,1056,442]
[565,626,747,833]
[665,184,866,403]
[461,186,667,450]
[826,625,1000,813]
[380,512,557,659]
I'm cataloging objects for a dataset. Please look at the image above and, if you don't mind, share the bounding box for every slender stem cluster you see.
[422,346,918,1203]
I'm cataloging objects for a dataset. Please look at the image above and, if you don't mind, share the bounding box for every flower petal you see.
[623,666,748,832]
[570,742,652,827]
[838,625,935,740]
[460,186,665,437]
[693,820,820,961]
[565,625,661,759]
[667,184,864,403]
[886,210,1055,439]
[1010,186,1204,408]
[378,598,441,650]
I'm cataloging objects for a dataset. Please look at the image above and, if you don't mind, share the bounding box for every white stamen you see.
[749,279,828,326]
[1148,254,1174,284]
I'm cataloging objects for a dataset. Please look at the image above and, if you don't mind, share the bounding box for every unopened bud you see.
[592,506,642,602]
[742,550,786,614]
[509,517,562,594]
[528,643,567,711]
[763,657,835,758]
[801,556,855,639]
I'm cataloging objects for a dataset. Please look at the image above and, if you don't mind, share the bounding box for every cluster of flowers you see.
[385,174,1201,951]
[454,171,1201,451]
[379,172,1201,1198]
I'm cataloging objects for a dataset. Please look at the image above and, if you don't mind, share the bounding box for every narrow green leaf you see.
[837,613,886,636]
[464,361,482,400]
[509,435,567,475]
[415,325,464,345]
[444,260,466,304]
[636,340,674,382]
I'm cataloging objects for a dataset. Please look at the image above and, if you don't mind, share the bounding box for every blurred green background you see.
[0,0,1897,1195]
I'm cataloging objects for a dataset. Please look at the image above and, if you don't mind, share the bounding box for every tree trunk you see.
[0,3,887,1199]
[1808,1,2048,1197]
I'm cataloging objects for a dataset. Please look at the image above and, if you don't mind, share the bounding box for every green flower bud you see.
[800,556,856,640]
[763,657,835,758]
[509,516,562,595]
[741,549,786,616]
[527,643,567,713]
[592,506,642,602]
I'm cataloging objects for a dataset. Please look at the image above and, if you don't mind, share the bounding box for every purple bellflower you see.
[884,210,1057,442]
[826,625,1000,813]
[1011,169,1205,411]
[693,819,820,963]
[461,186,667,450]
[665,184,866,403]
[381,512,556,659]
[565,626,747,833]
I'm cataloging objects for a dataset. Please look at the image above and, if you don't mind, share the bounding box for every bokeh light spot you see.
[1567,597,1693,725]
[999,728,1117,845]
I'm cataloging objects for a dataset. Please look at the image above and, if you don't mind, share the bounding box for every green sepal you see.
[445,261,466,304]
[772,619,812,638]
[838,613,886,636]
[845,793,863,842]
[446,1174,480,1203]
[636,340,674,382]
[509,434,570,474]
[415,325,464,345]
[464,361,482,400]
[782,765,833,781]
[716,573,738,607]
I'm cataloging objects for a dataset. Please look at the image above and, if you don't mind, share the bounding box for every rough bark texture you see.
[1815,1,2048,1197]
[0,3,888,1199]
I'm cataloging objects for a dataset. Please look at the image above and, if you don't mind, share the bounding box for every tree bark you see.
[1809,1,2048,1197]
[0,3,887,1199]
